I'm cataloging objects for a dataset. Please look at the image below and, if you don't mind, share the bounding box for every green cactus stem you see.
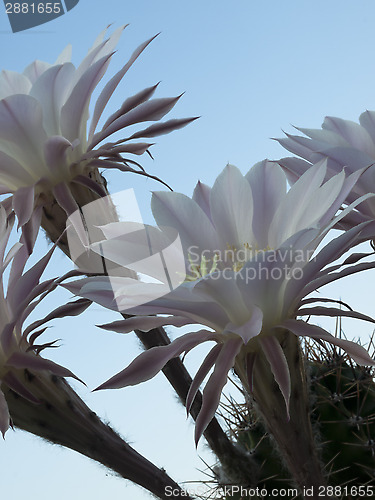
[3,368,191,500]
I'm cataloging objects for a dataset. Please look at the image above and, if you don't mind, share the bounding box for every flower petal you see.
[0,389,10,438]
[88,34,158,141]
[186,343,222,415]
[259,336,291,418]
[210,164,254,250]
[246,160,286,249]
[282,319,375,366]
[6,352,82,381]
[194,337,242,445]
[97,315,193,334]
[95,329,218,390]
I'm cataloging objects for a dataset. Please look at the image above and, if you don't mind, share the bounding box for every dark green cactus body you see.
[309,354,375,488]
[210,345,375,500]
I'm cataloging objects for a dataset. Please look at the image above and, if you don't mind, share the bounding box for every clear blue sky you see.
[1,1,375,499]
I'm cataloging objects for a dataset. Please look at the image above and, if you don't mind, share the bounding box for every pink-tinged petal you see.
[0,70,32,99]
[19,205,42,257]
[6,352,82,381]
[151,191,218,254]
[246,352,257,392]
[101,142,154,156]
[297,306,375,324]
[44,136,72,176]
[90,95,182,147]
[186,343,222,415]
[100,84,160,137]
[0,242,23,278]
[0,95,47,171]
[282,319,375,366]
[30,63,75,136]
[192,181,212,222]
[88,35,158,141]
[2,371,40,404]
[7,245,55,314]
[23,298,91,338]
[246,160,286,249]
[0,389,10,438]
[53,183,89,247]
[285,222,366,306]
[224,306,263,344]
[60,53,113,143]
[71,174,108,197]
[303,260,375,298]
[195,337,242,445]
[95,329,218,390]
[259,336,291,419]
[13,185,35,228]
[210,164,254,249]
[125,117,199,141]
[0,208,15,260]
[98,315,193,334]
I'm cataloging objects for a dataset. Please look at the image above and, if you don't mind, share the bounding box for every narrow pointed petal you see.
[96,330,218,390]
[91,96,182,147]
[2,371,40,403]
[186,343,222,415]
[246,352,257,392]
[0,389,10,438]
[13,185,35,228]
[100,84,159,135]
[195,338,242,445]
[126,117,199,141]
[61,53,113,142]
[6,352,82,381]
[98,315,193,334]
[89,35,158,140]
[23,298,92,337]
[297,306,375,324]
[283,319,375,366]
[259,336,291,418]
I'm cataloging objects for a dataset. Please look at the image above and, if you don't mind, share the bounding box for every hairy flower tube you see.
[0,25,196,251]
[276,111,375,228]
[0,205,193,500]
[64,161,375,446]
[0,204,91,436]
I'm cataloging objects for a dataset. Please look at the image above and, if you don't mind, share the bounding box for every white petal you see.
[210,164,254,249]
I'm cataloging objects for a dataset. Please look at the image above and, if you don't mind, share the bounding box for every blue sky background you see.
[1,1,375,499]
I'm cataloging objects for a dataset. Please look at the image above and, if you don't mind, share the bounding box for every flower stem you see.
[237,332,336,500]
[42,171,259,486]
[3,369,191,500]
